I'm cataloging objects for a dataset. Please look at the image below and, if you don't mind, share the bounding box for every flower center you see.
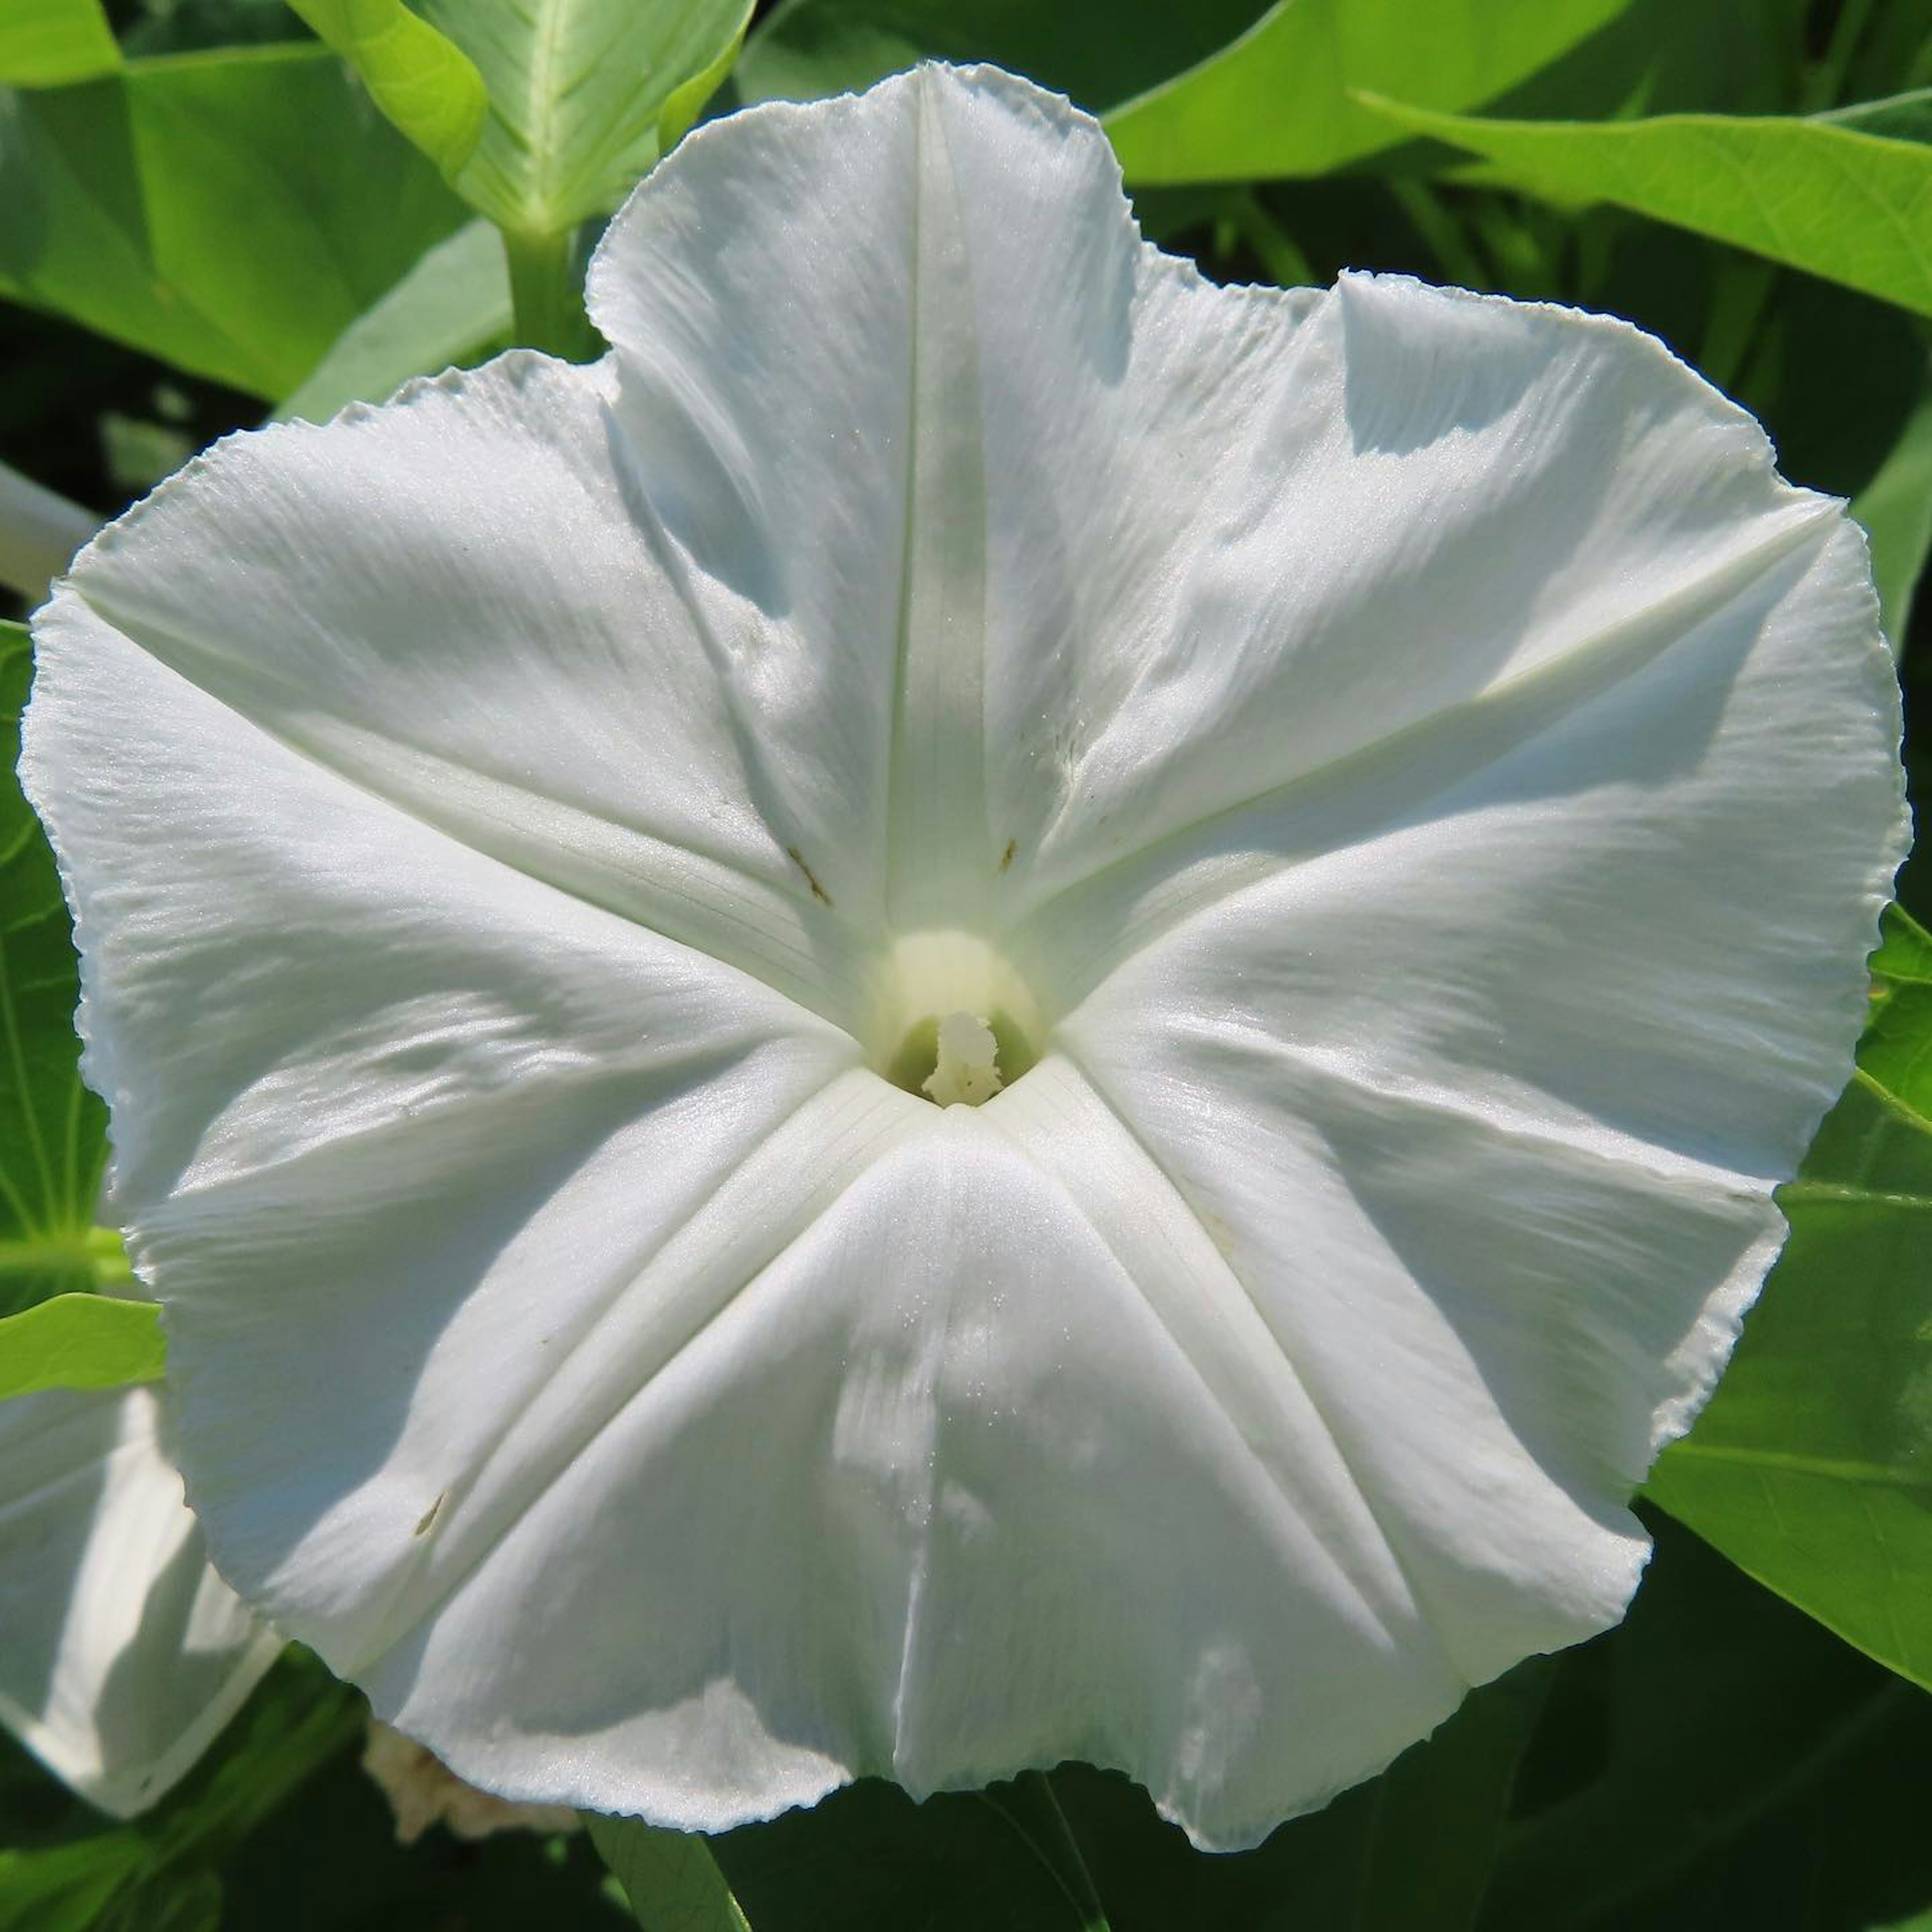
[873,930,1042,1106]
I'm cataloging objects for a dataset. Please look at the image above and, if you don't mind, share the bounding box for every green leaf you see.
[736,0,1270,118]
[1099,0,1634,186]
[0,0,119,86]
[585,1814,751,1932]
[712,1777,1093,1930]
[1352,1661,1552,1930]
[1845,5,1932,111]
[702,1673,1547,1932]
[1645,905,1932,1693]
[1038,1667,1550,1932]
[0,45,470,397]
[216,1736,631,1929]
[1489,1514,1932,1929]
[1717,269,1932,656]
[0,1831,148,1932]
[1851,371,1932,650]
[0,619,106,1320]
[978,1775,1112,1931]
[1822,87,1932,146]
[1479,0,1803,123]
[121,0,306,58]
[95,1864,222,1932]
[0,1291,164,1397]
[275,217,511,422]
[0,1651,358,1930]
[1359,96,1932,319]
[658,6,752,155]
[415,0,754,237]
[1873,898,1932,982]
[286,0,488,179]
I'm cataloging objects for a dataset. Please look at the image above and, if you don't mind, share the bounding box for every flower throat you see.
[872,930,1041,1106]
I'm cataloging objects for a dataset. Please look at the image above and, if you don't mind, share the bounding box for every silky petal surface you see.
[24,571,861,1674]
[20,60,1908,1854]
[56,353,873,1031]
[366,1104,1460,1846]
[0,1385,279,1816]
[1047,500,1901,1702]
[589,63,1174,932]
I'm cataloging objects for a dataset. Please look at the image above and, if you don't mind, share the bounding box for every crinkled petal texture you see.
[0,1385,279,1815]
[22,63,1906,1850]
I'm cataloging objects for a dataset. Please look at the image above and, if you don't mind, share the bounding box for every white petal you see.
[44,354,872,1031]
[0,1385,279,1816]
[364,1103,1452,1850]
[24,573,863,1673]
[972,243,1878,917]
[1045,499,1903,1695]
[588,64,1162,932]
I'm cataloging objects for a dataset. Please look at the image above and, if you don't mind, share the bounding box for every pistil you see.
[923,1012,1003,1106]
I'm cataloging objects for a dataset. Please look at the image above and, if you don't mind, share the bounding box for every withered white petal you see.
[0,1385,279,1816]
[20,63,1905,1849]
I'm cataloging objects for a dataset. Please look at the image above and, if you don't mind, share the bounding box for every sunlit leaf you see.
[741,0,1657,181]
[415,0,753,236]
[658,8,752,155]
[286,0,487,179]
[586,1815,751,1932]
[1360,95,1932,318]
[0,46,469,396]
[1099,0,1633,184]
[0,0,118,87]
[1480,0,1802,121]
[1646,905,1932,1692]
[737,0,1268,116]
[275,217,510,423]
[0,1830,146,1932]
[0,1291,163,1397]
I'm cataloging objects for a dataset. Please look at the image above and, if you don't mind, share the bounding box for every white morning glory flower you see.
[19,64,1906,1850]
[0,1383,278,1815]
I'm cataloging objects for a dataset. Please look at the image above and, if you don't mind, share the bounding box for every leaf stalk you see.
[502,224,590,360]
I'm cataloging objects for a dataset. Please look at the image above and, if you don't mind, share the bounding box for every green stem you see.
[1387,177,1490,292]
[1697,253,1779,396]
[1225,189,1315,290]
[87,1223,135,1287]
[1496,1679,1914,1930]
[0,1227,128,1284]
[1462,194,1562,301]
[983,1772,1112,1932]
[502,224,587,359]
[1802,0,1874,113]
